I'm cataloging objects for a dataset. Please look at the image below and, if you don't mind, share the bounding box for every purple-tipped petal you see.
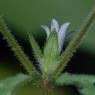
[51,19,59,32]
[58,22,70,53]
[41,25,50,38]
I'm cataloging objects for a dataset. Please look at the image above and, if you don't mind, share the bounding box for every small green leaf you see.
[0,74,31,95]
[79,87,95,95]
[56,72,95,86]
[56,73,95,95]
[28,32,43,62]
[41,31,58,77]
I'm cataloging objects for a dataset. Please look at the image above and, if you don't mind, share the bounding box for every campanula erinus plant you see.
[0,6,95,95]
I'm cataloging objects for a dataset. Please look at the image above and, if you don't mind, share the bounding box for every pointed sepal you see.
[28,32,43,62]
[41,31,58,77]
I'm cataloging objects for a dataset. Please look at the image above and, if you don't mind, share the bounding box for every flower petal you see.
[51,19,59,32]
[58,22,70,53]
[41,25,50,38]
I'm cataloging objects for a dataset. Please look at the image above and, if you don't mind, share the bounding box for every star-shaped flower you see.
[41,19,70,54]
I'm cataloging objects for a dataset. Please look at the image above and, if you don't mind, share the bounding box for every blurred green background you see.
[0,0,95,95]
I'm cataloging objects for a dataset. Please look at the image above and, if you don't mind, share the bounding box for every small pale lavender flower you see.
[41,19,70,54]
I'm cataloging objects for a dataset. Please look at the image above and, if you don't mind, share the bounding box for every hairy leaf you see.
[79,87,95,95]
[56,72,95,95]
[0,74,30,95]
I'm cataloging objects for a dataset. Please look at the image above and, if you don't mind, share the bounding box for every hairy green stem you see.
[0,18,37,75]
[51,7,95,79]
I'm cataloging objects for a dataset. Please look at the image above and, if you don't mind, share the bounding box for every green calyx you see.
[42,31,58,77]
[29,31,59,78]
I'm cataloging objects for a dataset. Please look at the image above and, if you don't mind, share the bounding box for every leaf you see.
[0,18,37,75]
[79,87,95,95]
[28,32,43,62]
[41,31,58,77]
[56,72,95,95]
[0,74,31,95]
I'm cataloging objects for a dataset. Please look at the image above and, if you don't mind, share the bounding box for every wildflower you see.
[41,19,70,54]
